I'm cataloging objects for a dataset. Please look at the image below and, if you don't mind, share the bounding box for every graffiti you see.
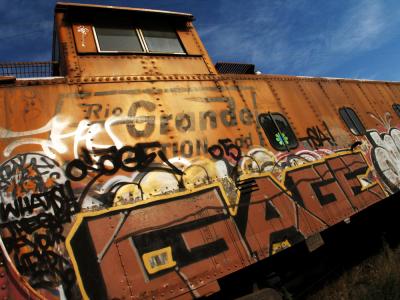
[1,101,256,161]
[66,151,385,299]
[65,143,184,208]
[0,85,395,300]
[275,149,334,170]
[77,25,89,47]
[0,117,110,160]
[2,183,78,293]
[0,125,391,300]
[1,4,398,298]
[0,154,79,296]
[68,186,248,299]
[66,143,183,181]
[207,138,268,182]
[0,154,67,221]
[299,121,337,148]
[0,180,78,223]
[366,127,400,192]
[368,112,392,131]
[158,133,253,159]
[208,139,242,163]
[363,112,400,192]
[208,138,242,181]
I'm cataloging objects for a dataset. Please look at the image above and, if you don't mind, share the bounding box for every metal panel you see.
[78,55,211,77]
[72,24,97,53]
[176,26,203,56]
[0,74,395,300]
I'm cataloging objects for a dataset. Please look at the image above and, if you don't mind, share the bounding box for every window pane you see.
[347,109,365,134]
[339,108,357,134]
[142,26,185,53]
[95,27,143,52]
[258,113,298,151]
[339,107,365,136]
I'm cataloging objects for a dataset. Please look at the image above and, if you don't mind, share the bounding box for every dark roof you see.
[215,62,255,74]
[55,2,194,21]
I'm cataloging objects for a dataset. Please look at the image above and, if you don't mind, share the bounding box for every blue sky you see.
[1,0,399,81]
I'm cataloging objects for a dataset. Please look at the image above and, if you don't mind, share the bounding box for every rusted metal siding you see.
[56,8,215,81]
[76,55,212,78]
[0,75,397,299]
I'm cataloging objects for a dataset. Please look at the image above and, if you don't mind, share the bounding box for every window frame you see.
[92,25,186,55]
[338,107,365,136]
[92,26,144,53]
[258,112,298,151]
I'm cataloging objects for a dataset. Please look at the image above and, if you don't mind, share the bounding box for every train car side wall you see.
[0,75,400,299]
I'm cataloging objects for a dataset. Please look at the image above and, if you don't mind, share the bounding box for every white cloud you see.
[198,0,400,78]
[328,1,386,53]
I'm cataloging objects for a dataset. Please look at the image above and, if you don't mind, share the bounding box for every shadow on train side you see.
[205,190,400,300]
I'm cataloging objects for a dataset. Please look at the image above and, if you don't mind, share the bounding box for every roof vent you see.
[215,62,255,74]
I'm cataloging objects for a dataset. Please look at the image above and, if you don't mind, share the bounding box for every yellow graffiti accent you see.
[271,239,291,255]
[272,150,384,197]
[113,183,140,205]
[142,246,176,274]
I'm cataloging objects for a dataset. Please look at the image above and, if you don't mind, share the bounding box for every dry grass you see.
[306,243,400,300]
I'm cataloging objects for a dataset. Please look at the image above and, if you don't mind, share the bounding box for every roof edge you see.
[55,2,194,21]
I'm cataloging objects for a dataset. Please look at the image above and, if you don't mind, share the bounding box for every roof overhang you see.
[55,2,195,22]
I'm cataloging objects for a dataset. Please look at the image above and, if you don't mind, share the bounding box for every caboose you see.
[0,2,399,299]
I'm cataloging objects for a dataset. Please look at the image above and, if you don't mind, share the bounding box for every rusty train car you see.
[0,2,400,299]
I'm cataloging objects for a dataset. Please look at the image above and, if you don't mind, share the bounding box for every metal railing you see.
[0,61,59,78]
